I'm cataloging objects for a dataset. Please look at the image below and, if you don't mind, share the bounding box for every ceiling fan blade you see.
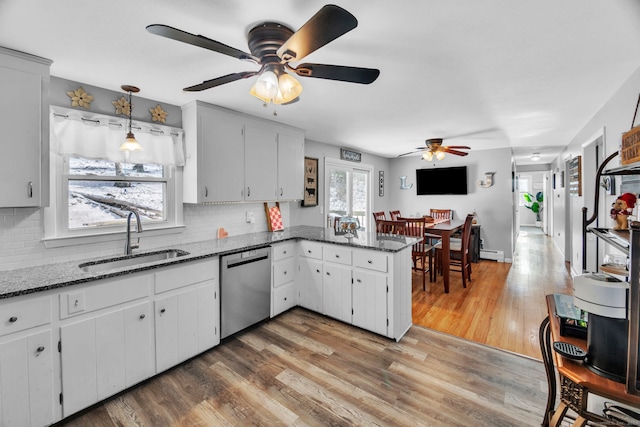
[443,148,469,156]
[444,146,471,150]
[146,24,260,63]
[183,71,258,92]
[290,63,380,84]
[276,4,358,62]
[398,150,421,157]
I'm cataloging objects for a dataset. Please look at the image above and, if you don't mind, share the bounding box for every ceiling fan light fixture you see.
[422,151,433,161]
[436,151,446,161]
[250,69,279,102]
[275,73,303,104]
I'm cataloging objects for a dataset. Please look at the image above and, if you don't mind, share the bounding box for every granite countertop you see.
[0,226,418,300]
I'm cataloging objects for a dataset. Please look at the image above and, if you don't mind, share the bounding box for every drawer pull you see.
[283,250,287,255]
[368,260,373,264]
[308,250,312,254]
[357,279,362,283]
[9,316,17,323]
[139,314,146,320]
[335,254,340,258]
[36,346,45,353]
[160,308,166,314]
[316,269,320,273]
[284,297,288,301]
[326,272,331,276]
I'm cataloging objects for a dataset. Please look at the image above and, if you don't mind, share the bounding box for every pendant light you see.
[119,85,143,152]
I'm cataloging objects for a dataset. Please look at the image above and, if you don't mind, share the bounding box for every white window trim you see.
[44,111,185,248]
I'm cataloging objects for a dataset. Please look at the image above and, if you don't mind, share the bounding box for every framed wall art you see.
[302,157,318,207]
[568,156,582,196]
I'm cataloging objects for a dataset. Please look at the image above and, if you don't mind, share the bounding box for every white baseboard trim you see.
[480,249,505,262]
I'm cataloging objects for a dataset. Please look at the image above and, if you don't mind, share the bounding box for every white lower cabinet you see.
[57,257,219,421]
[60,301,153,416]
[352,270,388,336]
[0,329,54,427]
[322,262,353,324]
[298,258,323,312]
[155,281,217,372]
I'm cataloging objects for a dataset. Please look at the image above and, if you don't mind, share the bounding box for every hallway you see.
[412,226,573,359]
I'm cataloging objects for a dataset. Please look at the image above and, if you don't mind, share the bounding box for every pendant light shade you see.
[119,85,143,152]
[250,70,279,103]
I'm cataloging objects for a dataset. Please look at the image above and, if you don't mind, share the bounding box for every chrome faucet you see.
[124,210,142,255]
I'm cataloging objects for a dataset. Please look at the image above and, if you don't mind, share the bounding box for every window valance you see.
[50,106,185,166]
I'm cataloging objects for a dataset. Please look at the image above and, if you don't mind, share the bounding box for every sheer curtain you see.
[50,106,185,166]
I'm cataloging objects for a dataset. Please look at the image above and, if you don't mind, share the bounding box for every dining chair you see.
[372,211,387,223]
[397,216,434,290]
[376,219,406,235]
[430,209,453,220]
[389,210,401,220]
[434,214,474,290]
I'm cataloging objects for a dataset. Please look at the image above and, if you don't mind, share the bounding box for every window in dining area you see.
[325,158,372,231]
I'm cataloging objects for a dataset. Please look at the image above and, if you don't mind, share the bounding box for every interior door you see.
[324,158,373,231]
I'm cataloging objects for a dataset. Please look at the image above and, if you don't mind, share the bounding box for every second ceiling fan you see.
[400,138,471,161]
[146,4,380,104]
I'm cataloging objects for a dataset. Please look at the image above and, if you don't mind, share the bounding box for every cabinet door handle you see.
[316,269,320,273]
[28,181,33,198]
[326,271,331,276]
[280,187,283,196]
[335,254,340,258]
[247,187,251,197]
[283,250,287,255]
[367,260,373,264]
[308,250,312,254]
[160,308,166,314]
[284,297,287,301]
[9,316,17,323]
[204,186,208,197]
[36,346,45,353]
[283,271,287,275]
[139,314,146,320]
[357,279,362,283]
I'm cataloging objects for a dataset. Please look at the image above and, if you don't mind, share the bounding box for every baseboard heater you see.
[480,249,505,262]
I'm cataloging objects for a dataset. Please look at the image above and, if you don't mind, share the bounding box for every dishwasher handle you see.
[222,247,271,269]
[226,254,269,269]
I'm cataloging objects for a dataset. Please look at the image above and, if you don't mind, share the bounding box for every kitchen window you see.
[44,107,185,246]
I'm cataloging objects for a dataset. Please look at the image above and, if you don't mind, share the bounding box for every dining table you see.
[425,219,465,293]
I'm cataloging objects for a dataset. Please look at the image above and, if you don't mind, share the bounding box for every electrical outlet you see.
[68,292,85,314]
[246,211,255,223]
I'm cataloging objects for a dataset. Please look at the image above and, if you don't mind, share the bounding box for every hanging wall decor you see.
[379,171,384,196]
[66,87,94,109]
[569,156,582,196]
[302,157,318,207]
[150,104,168,123]
[112,96,130,116]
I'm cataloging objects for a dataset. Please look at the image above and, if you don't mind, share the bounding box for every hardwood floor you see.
[59,308,548,427]
[412,226,573,359]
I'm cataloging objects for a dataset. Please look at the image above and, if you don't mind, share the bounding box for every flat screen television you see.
[416,166,468,195]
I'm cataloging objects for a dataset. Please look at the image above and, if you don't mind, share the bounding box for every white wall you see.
[388,147,514,261]
[551,64,640,273]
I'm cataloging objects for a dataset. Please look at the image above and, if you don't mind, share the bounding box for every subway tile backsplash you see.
[0,202,288,271]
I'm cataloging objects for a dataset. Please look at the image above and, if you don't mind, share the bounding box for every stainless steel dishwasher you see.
[220,246,271,339]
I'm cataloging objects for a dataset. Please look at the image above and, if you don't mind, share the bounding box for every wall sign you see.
[379,171,384,196]
[301,157,318,207]
[340,148,361,162]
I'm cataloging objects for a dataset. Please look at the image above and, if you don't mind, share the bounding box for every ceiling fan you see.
[146,4,380,104]
[399,138,471,161]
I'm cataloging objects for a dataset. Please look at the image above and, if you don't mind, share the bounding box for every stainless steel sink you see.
[79,249,189,273]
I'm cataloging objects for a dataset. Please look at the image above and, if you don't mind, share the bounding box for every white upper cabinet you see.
[182,101,304,203]
[244,124,278,201]
[0,46,51,207]
[182,101,245,203]
[277,131,305,200]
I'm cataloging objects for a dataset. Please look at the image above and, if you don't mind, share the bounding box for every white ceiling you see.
[2,0,640,165]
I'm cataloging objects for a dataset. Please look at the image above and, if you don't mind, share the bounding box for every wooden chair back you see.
[376,219,406,235]
[430,209,453,220]
[398,216,433,290]
[372,211,387,222]
[389,210,401,220]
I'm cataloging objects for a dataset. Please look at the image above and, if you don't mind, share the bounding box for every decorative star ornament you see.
[66,87,94,109]
[112,96,131,116]
[150,104,168,123]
